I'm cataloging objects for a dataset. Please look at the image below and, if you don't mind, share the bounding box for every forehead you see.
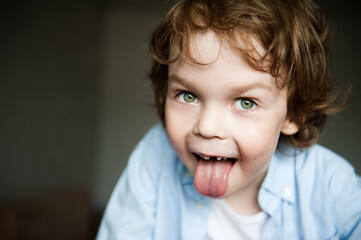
[169,31,283,95]
[168,30,286,93]
[169,30,269,72]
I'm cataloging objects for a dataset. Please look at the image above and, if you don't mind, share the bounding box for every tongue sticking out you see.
[194,158,233,198]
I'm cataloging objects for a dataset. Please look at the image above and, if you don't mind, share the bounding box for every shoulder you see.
[296,144,355,179]
[96,123,180,239]
[132,122,170,159]
[128,123,173,169]
[99,123,179,211]
[297,145,361,237]
[126,123,177,188]
[261,145,361,238]
[295,144,360,196]
[298,144,349,166]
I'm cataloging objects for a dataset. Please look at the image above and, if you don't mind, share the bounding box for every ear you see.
[281,117,299,135]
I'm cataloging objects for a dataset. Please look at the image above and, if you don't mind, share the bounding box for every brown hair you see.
[148,0,349,149]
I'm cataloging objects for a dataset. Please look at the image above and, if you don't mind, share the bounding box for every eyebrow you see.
[168,74,188,85]
[168,74,274,93]
[229,81,274,94]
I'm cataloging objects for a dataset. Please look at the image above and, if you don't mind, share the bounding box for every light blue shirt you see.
[96,123,361,239]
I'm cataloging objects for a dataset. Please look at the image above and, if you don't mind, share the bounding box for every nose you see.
[193,105,227,139]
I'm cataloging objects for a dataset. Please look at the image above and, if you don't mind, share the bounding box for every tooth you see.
[203,156,210,160]
[217,157,222,160]
[223,157,227,160]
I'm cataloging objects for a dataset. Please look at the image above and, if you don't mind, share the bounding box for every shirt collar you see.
[261,146,298,205]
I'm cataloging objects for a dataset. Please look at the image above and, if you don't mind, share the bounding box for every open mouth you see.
[193,152,237,164]
[192,152,237,198]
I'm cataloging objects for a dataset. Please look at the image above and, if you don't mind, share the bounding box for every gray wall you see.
[0,0,360,210]
[317,2,361,174]
[0,0,102,203]
[92,6,162,207]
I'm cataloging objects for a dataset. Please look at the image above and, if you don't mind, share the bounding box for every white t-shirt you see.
[204,199,268,240]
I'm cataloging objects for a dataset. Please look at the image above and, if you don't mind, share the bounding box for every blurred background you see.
[0,0,360,239]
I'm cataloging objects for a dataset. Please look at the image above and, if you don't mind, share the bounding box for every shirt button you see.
[284,187,291,197]
[197,203,204,210]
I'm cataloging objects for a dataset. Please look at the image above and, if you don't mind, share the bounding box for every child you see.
[97,0,361,239]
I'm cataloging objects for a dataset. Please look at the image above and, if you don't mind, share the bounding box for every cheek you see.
[165,102,180,142]
[236,119,281,148]
[165,100,197,134]
[233,118,283,167]
[165,101,198,173]
[165,101,189,154]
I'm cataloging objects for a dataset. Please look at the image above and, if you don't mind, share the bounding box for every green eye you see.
[235,99,255,110]
[178,92,198,103]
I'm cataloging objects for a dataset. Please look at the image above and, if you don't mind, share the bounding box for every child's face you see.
[165,32,298,203]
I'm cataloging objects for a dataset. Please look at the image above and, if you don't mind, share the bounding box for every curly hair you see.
[148,0,349,149]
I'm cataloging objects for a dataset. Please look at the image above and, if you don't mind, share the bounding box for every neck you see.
[224,166,268,216]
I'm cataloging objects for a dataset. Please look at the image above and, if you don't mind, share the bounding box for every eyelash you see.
[175,91,257,111]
